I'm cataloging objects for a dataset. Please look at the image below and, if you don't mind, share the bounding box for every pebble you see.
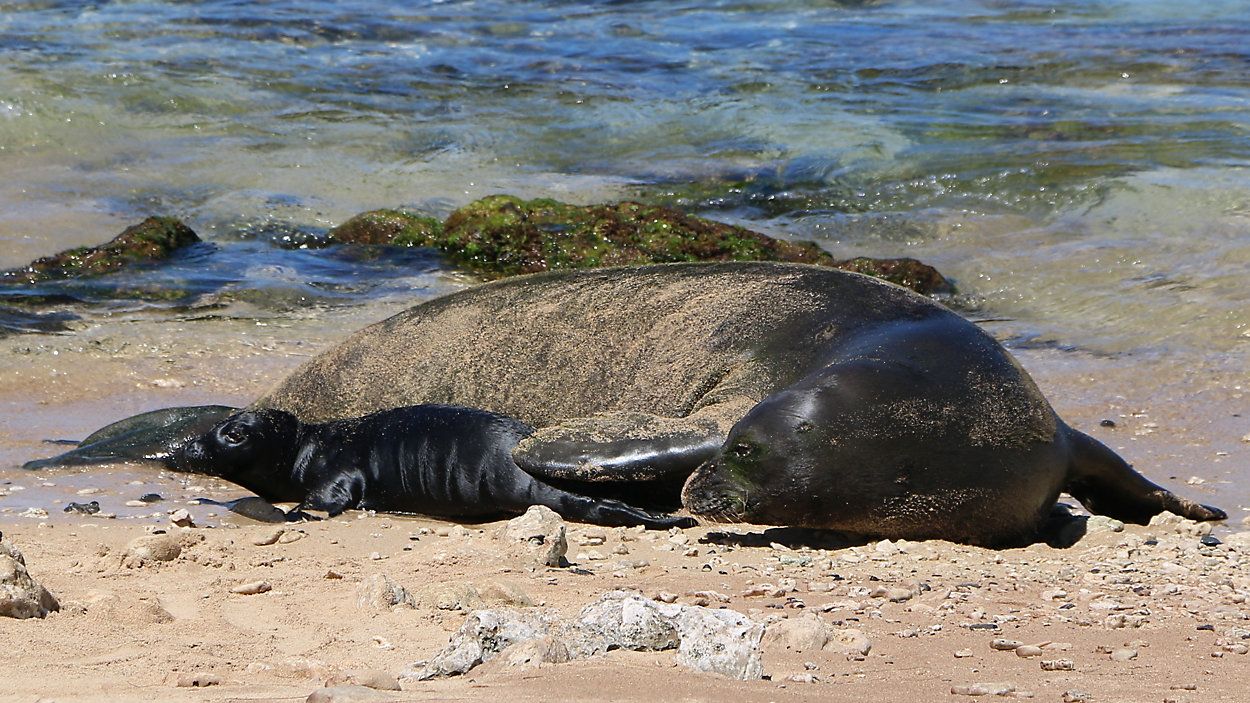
[1040,659,1074,671]
[1110,648,1138,662]
[175,673,221,687]
[76,488,101,496]
[231,581,273,595]
[1062,691,1090,703]
[786,673,819,684]
[325,669,401,691]
[951,682,1015,696]
[306,685,394,703]
[990,639,1023,651]
[1014,645,1042,658]
[252,528,286,546]
[169,509,195,528]
[954,649,974,658]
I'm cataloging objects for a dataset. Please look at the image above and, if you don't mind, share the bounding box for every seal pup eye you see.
[221,426,248,445]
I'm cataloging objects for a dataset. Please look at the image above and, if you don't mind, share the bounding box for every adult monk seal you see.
[26,262,1224,544]
[176,405,695,529]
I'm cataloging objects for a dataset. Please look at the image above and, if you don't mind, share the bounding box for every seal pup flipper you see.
[22,405,239,470]
[519,479,697,530]
[296,471,366,518]
[1063,428,1225,524]
[513,412,726,482]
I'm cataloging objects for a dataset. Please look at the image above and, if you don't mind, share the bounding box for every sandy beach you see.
[1,306,1247,703]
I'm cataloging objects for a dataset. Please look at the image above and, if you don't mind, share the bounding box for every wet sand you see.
[1,295,1247,703]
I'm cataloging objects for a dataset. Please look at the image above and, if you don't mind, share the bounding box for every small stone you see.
[325,669,401,691]
[169,509,195,528]
[1015,645,1043,658]
[123,535,181,567]
[1223,643,1248,655]
[306,685,394,703]
[498,506,567,568]
[954,649,975,658]
[1061,691,1090,703]
[951,682,1015,696]
[1040,659,1074,671]
[252,528,285,546]
[1110,648,1138,662]
[990,639,1023,651]
[357,574,414,610]
[231,580,272,595]
[786,673,819,684]
[175,672,221,687]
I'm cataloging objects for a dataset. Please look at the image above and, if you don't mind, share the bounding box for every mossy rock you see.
[326,209,443,246]
[435,195,834,275]
[325,197,953,296]
[3,217,200,284]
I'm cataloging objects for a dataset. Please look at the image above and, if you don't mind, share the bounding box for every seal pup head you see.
[175,409,304,503]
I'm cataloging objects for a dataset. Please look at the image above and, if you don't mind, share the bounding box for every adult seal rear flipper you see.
[22,405,238,470]
[512,412,726,482]
[1063,428,1226,524]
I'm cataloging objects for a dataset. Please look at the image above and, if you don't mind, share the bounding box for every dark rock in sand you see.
[2,217,200,284]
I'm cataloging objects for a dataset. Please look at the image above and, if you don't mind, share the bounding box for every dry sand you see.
[1,304,1247,703]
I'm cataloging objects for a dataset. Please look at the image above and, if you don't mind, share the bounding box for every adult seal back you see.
[28,262,1225,544]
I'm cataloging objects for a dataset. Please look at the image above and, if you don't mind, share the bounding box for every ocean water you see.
[0,1,1247,520]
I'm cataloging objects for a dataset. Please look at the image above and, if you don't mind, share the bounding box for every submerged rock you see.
[0,533,61,619]
[326,209,443,246]
[3,216,200,284]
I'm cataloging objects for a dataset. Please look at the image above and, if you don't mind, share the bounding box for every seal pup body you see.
[177,405,695,529]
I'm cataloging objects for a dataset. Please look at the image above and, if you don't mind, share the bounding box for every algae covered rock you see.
[328,197,954,295]
[435,195,832,277]
[3,216,200,284]
[326,209,443,246]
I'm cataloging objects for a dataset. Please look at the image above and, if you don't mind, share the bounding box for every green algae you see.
[326,209,443,247]
[3,217,200,285]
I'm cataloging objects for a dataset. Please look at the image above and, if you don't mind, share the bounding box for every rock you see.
[327,209,443,247]
[954,649,975,658]
[497,506,567,568]
[1040,659,1075,671]
[571,591,681,654]
[231,580,272,595]
[1110,648,1138,662]
[175,672,222,687]
[1085,515,1124,533]
[252,527,286,546]
[402,608,561,680]
[306,685,396,703]
[414,581,482,612]
[478,580,535,607]
[493,637,572,672]
[763,614,839,653]
[0,537,60,619]
[325,670,401,691]
[1014,645,1043,658]
[405,591,765,682]
[357,574,415,611]
[668,600,764,680]
[990,639,1023,651]
[951,682,1016,696]
[1062,691,1090,703]
[832,628,872,657]
[123,535,181,567]
[169,509,195,528]
[3,216,199,284]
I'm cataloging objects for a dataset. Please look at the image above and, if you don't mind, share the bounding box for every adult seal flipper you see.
[1063,428,1226,524]
[513,411,727,482]
[22,405,238,470]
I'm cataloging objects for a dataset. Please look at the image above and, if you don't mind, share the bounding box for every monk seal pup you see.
[176,405,695,529]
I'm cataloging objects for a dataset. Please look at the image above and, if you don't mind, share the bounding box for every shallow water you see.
[0,1,1247,524]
